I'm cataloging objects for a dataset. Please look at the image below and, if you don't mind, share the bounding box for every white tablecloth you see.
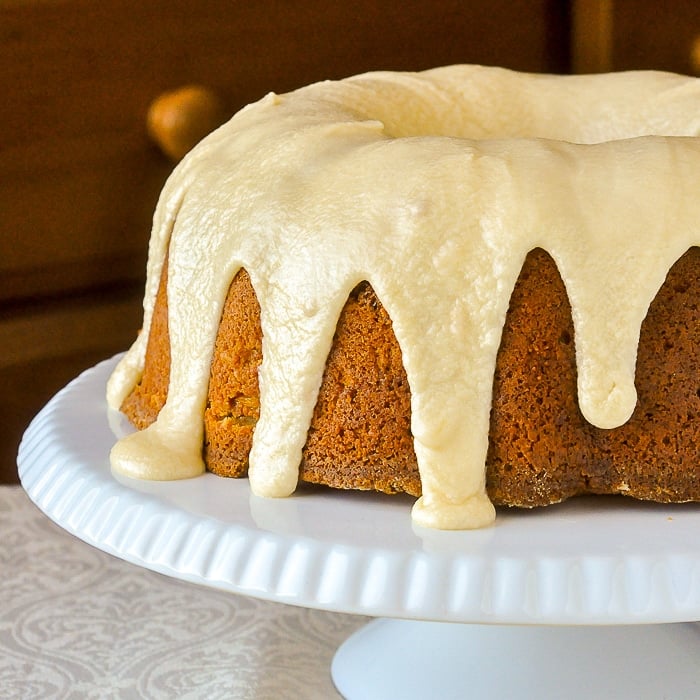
[0,486,368,699]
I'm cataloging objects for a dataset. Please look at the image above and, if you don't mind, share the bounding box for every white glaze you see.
[107,65,700,529]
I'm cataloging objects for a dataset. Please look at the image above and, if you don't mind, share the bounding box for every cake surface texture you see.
[108,65,700,529]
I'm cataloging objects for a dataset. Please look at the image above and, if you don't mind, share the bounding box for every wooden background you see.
[2,0,699,483]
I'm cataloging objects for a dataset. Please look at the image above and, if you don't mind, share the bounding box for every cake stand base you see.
[331,619,700,700]
[17,358,700,700]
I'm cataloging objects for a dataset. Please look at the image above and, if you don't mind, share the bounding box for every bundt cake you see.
[107,65,700,529]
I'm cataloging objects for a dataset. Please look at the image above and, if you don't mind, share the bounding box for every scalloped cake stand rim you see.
[17,355,700,627]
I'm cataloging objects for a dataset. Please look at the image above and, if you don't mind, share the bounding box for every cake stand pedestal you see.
[18,358,700,700]
[332,619,700,699]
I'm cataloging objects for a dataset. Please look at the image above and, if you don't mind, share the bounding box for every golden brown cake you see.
[107,65,700,529]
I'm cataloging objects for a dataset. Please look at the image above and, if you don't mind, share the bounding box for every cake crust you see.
[121,246,700,507]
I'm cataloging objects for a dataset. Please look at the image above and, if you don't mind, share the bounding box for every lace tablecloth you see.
[0,486,368,699]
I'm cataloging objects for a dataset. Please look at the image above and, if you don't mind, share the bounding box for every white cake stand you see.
[18,357,700,699]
